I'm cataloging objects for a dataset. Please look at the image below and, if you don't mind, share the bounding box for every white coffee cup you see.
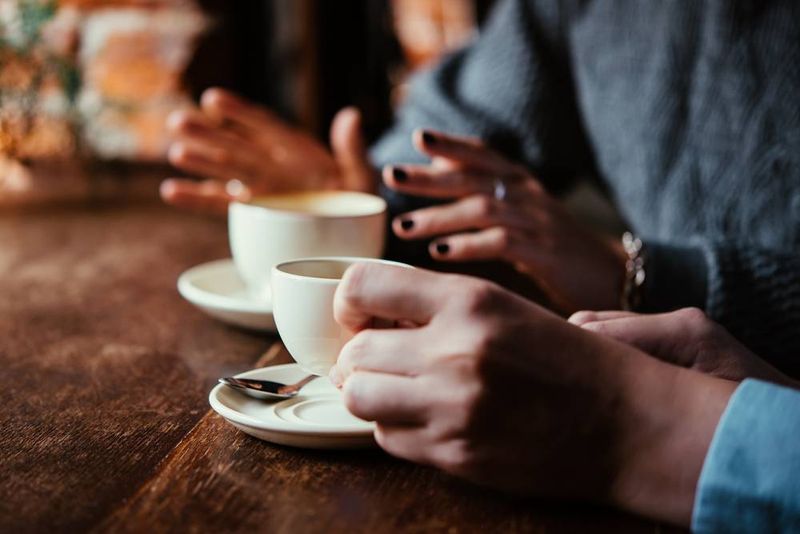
[271,257,412,376]
[229,191,387,299]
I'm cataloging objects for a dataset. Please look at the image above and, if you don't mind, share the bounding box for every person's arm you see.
[371,0,616,296]
[570,308,800,528]
[371,0,594,218]
[693,379,800,533]
[327,262,735,526]
[641,241,800,370]
[326,262,800,528]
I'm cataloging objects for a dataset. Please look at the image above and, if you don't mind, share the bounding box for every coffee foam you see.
[248,191,386,217]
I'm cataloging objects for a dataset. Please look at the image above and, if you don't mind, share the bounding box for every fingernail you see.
[392,167,408,183]
[399,218,414,231]
[165,111,187,132]
[168,143,187,164]
[421,131,436,145]
[159,180,177,197]
[435,242,450,254]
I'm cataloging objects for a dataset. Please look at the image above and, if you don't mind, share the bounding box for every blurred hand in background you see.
[160,88,375,215]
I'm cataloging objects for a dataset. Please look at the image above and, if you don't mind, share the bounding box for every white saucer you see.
[177,258,276,332]
[209,363,376,449]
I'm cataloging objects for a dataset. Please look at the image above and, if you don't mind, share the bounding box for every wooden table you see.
[0,197,682,533]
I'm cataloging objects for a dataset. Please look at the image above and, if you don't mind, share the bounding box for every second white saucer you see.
[177,258,276,332]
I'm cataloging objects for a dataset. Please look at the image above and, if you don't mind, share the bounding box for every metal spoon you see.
[218,374,317,400]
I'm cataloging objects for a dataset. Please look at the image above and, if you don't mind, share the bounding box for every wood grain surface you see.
[0,198,682,533]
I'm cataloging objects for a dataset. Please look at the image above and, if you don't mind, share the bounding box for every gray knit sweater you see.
[371,0,800,370]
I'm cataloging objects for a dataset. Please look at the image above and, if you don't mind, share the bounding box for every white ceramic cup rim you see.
[231,191,387,221]
[271,256,412,284]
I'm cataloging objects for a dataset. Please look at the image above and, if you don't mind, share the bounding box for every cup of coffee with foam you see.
[271,257,411,375]
[229,191,387,300]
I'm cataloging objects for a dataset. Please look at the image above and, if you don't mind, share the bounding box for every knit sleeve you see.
[643,240,800,371]
[704,244,800,370]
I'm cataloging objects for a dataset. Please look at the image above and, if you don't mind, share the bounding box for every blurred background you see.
[0,0,495,204]
[0,0,620,231]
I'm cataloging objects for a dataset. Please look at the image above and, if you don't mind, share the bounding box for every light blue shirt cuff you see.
[692,379,800,533]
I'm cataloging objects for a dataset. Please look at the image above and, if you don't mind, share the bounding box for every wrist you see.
[609,357,737,526]
[594,237,628,310]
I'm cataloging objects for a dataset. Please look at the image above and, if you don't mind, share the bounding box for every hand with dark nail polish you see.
[386,128,629,314]
[400,218,415,231]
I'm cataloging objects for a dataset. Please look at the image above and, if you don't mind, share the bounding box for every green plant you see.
[0,0,82,158]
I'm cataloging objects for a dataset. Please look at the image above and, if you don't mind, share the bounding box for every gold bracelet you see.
[621,231,646,311]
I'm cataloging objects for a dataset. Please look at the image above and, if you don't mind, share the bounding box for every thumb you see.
[330,107,375,192]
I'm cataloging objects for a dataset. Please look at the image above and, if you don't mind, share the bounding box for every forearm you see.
[609,353,736,526]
